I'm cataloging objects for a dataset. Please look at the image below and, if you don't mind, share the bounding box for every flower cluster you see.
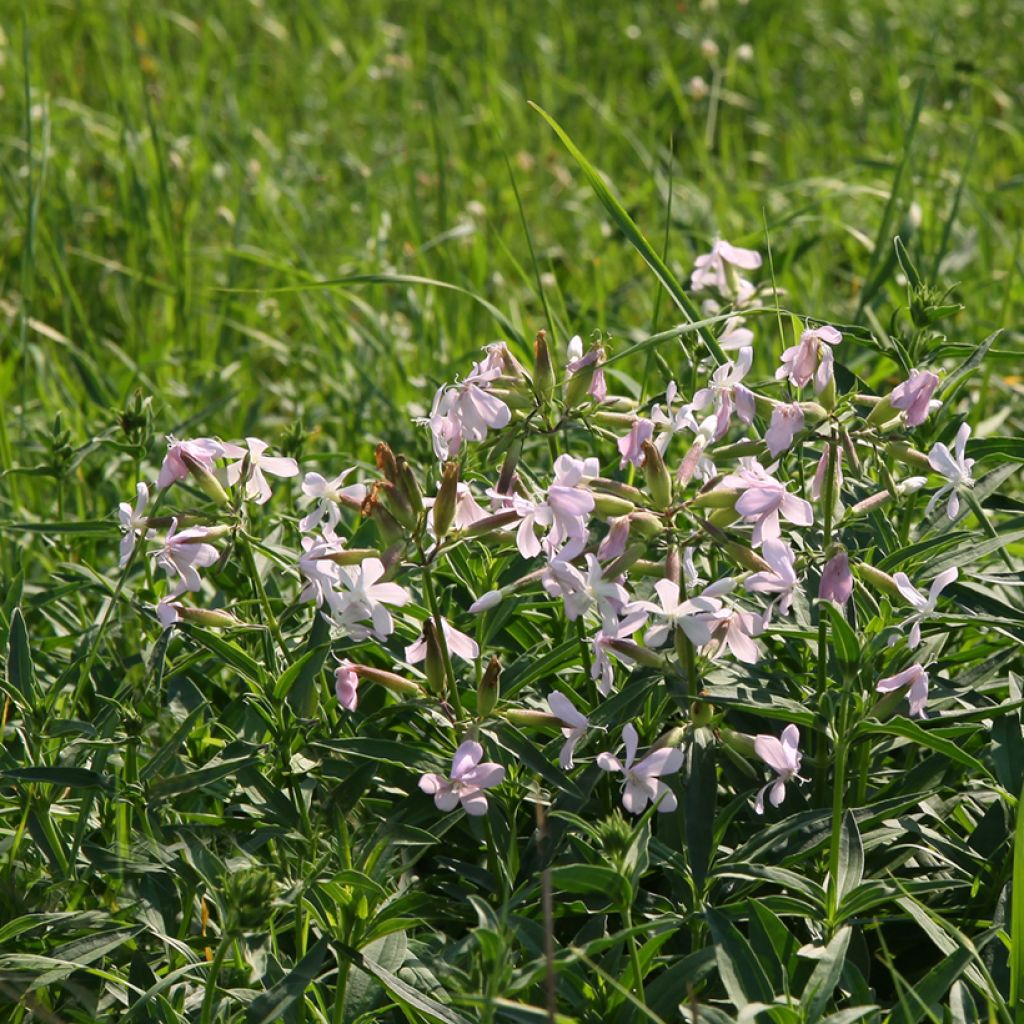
[115,239,977,821]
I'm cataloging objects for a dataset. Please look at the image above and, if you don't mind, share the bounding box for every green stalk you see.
[199,929,233,1024]
[826,735,848,926]
[675,551,698,699]
[621,901,647,1007]
[813,435,838,805]
[418,546,462,719]
[240,533,288,666]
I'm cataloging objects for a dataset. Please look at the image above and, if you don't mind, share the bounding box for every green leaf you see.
[529,102,725,364]
[823,604,859,670]
[889,946,975,1024]
[147,754,258,799]
[180,625,266,687]
[801,926,851,1021]
[967,437,1024,462]
[550,864,629,906]
[835,812,864,912]
[246,935,329,1024]
[5,607,36,708]
[1011,780,1024,1010]
[1,766,111,789]
[940,330,1001,402]
[685,727,717,893]
[857,719,992,779]
[705,908,775,1007]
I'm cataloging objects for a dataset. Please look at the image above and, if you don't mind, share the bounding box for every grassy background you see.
[2,1,1024,1021]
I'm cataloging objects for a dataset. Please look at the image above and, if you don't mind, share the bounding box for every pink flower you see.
[155,519,220,597]
[651,381,699,455]
[690,240,762,301]
[744,538,799,614]
[224,438,299,505]
[546,692,590,769]
[893,567,957,649]
[542,556,628,631]
[753,724,803,814]
[419,740,505,816]
[597,516,631,561]
[405,617,479,664]
[567,342,608,402]
[634,577,727,648]
[335,661,359,712]
[692,347,756,441]
[597,724,684,814]
[775,325,842,392]
[720,459,813,547]
[509,456,596,560]
[297,533,344,607]
[765,404,804,457]
[877,664,929,718]
[819,552,853,605]
[706,603,764,664]
[118,482,151,566]
[157,437,226,490]
[891,369,941,427]
[617,418,655,468]
[811,447,844,501]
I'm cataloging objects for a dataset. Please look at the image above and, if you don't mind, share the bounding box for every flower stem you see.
[813,435,838,805]
[826,734,848,927]
[621,901,647,1006]
[240,533,288,667]
[418,545,462,719]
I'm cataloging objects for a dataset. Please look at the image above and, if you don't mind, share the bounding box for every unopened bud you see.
[533,330,555,404]
[395,457,423,515]
[462,510,519,537]
[628,511,663,539]
[603,543,645,579]
[606,638,665,669]
[723,540,773,573]
[380,480,418,531]
[866,394,897,426]
[421,619,446,695]
[653,726,688,750]
[898,476,928,495]
[355,665,423,698]
[690,701,714,728]
[176,605,238,627]
[181,450,231,505]
[592,493,636,518]
[433,461,459,538]
[642,440,672,510]
[375,442,399,483]
[322,547,382,565]
[497,440,521,497]
[505,708,561,728]
[469,589,504,613]
[692,486,739,509]
[798,402,828,424]
[888,442,931,471]
[856,561,901,598]
[851,490,894,516]
[719,727,756,758]
[476,657,501,717]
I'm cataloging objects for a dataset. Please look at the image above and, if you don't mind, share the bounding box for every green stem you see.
[813,435,838,805]
[199,929,233,1024]
[240,533,288,666]
[676,553,698,699]
[826,737,849,926]
[418,547,462,719]
[621,902,646,1006]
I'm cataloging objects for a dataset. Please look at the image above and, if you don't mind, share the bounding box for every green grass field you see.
[2,1,1024,1021]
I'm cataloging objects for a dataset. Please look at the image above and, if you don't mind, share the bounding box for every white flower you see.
[892,567,957,649]
[719,459,813,547]
[224,437,299,504]
[405,617,479,664]
[297,533,344,607]
[542,555,628,632]
[634,577,727,648]
[926,424,975,519]
[118,482,151,566]
[299,469,366,533]
[154,519,219,597]
[157,437,225,490]
[744,538,799,615]
[330,557,411,640]
[764,404,804,457]
[692,347,756,441]
[690,240,762,302]
[597,723,683,814]
[753,724,803,814]
[546,692,590,769]
[651,381,699,455]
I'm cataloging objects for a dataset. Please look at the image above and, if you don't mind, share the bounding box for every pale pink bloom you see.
[297,533,344,607]
[468,342,526,382]
[617,418,655,468]
[157,437,225,490]
[690,240,762,301]
[720,459,813,547]
[224,438,299,505]
[820,552,853,605]
[706,603,764,664]
[335,661,359,712]
[744,538,799,614]
[893,567,957,649]
[330,557,411,640]
[118,482,151,566]
[634,577,727,648]
[156,601,180,628]
[300,470,366,533]
[597,723,684,814]
[590,618,646,697]
[155,519,220,597]
[753,724,803,814]
[811,447,844,501]
[405,616,480,664]
[877,664,929,718]
[419,740,505,816]
[775,325,842,392]
[449,484,490,529]
[469,589,503,614]
[651,381,699,455]
[765,404,804,457]
[450,379,511,443]
[542,556,628,632]
[546,692,590,769]
[692,347,756,441]
[567,342,608,402]
[718,315,755,350]
[426,386,463,459]
[891,369,941,427]
[597,515,631,561]
[676,414,719,485]
[566,335,584,364]
[509,456,596,560]
[926,423,974,520]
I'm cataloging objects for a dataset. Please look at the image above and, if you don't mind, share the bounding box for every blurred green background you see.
[1,0,1022,519]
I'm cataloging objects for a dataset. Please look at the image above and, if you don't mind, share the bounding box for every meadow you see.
[1,1,1024,1021]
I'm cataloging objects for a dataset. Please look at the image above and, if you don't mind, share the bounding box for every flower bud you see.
[887,442,931,471]
[421,618,447,696]
[719,727,756,758]
[375,442,399,483]
[855,561,901,598]
[165,604,238,627]
[476,656,501,717]
[355,664,423,698]
[691,486,739,509]
[642,440,672,510]
[898,476,928,495]
[462,510,519,537]
[628,511,663,539]
[653,725,688,750]
[850,490,893,516]
[497,440,521,497]
[180,450,231,505]
[819,551,853,605]
[690,701,714,728]
[380,481,418,531]
[866,394,897,426]
[433,461,459,538]
[603,544,646,579]
[322,546,382,565]
[606,638,665,669]
[395,456,423,516]
[532,330,555,404]
[591,493,636,518]
[505,708,561,728]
